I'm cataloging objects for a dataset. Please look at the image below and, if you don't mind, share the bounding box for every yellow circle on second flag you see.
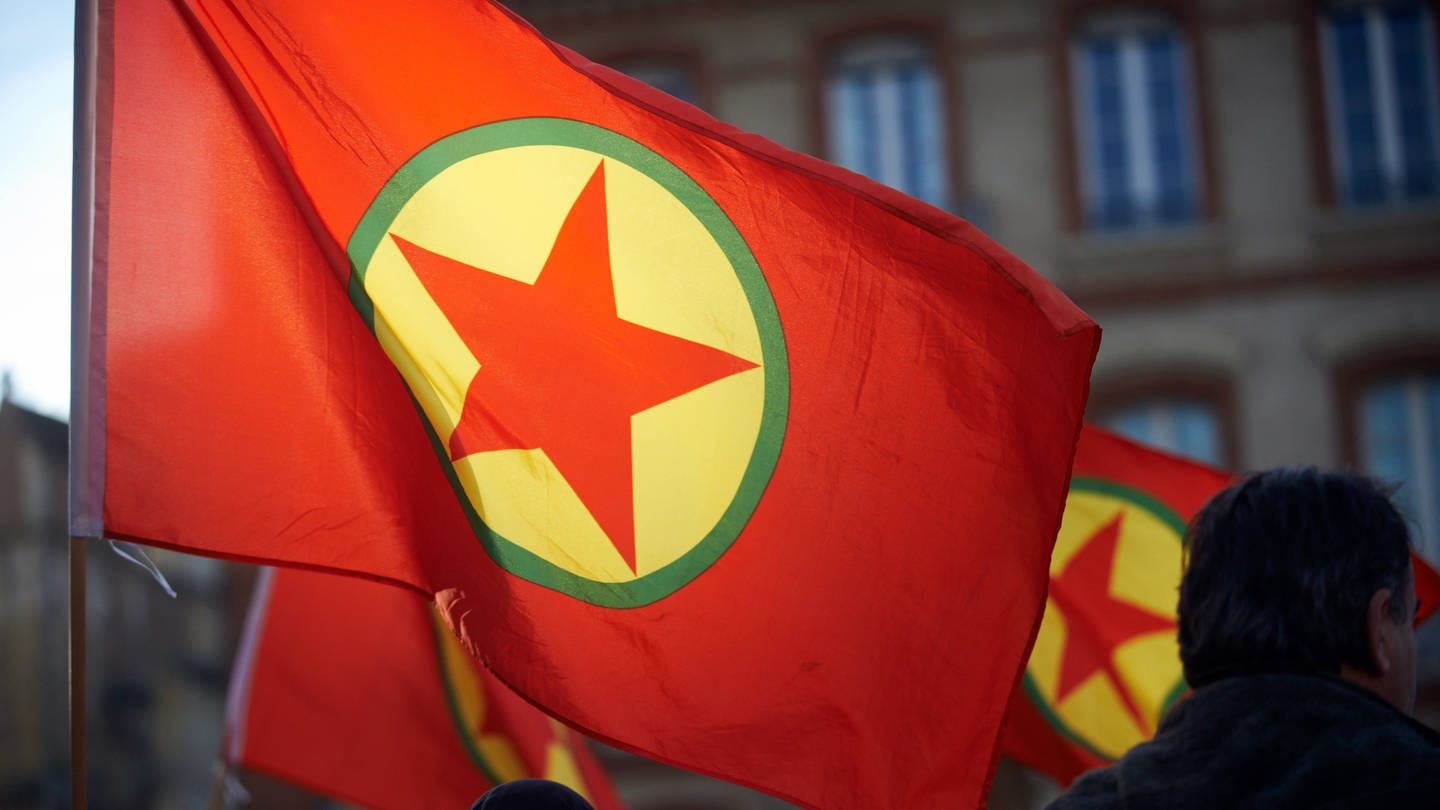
[1025,485,1187,760]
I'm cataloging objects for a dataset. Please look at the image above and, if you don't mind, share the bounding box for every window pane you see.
[828,67,880,180]
[1358,374,1440,560]
[1387,6,1440,199]
[826,38,949,208]
[612,61,700,107]
[1360,380,1412,490]
[899,64,926,201]
[1085,39,1135,229]
[1106,406,1156,447]
[1172,401,1222,466]
[1329,9,1386,204]
[1102,397,1224,466]
[1324,3,1440,206]
[1074,12,1198,231]
[1144,34,1195,224]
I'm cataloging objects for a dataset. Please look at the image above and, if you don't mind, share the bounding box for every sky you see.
[0,0,74,418]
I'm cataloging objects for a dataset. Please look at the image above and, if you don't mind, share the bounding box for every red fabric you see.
[84,1,1098,806]
[996,680,1106,787]
[1415,552,1440,627]
[227,568,623,810]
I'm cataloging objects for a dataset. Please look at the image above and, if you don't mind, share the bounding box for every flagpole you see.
[206,759,227,810]
[69,537,87,809]
[69,0,99,804]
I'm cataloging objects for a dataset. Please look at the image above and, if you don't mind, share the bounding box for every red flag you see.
[998,427,1228,785]
[1415,550,1440,628]
[226,568,623,810]
[1000,426,1440,786]
[72,0,1098,805]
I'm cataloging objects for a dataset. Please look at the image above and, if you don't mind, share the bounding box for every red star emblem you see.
[391,160,757,574]
[1048,511,1174,733]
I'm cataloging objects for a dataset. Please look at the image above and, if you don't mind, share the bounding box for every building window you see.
[1071,10,1202,231]
[824,35,950,208]
[1355,371,1440,559]
[609,58,702,107]
[1101,396,1226,467]
[1320,2,1440,206]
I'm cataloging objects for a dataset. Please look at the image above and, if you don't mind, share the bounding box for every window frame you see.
[1088,370,1240,468]
[598,47,711,111]
[1336,348,1440,559]
[1303,0,1440,208]
[811,18,962,211]
[1056,1,1220,233]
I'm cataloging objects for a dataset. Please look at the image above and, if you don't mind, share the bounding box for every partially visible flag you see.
[1000,426,1440,787]
[225,568,624,810]
[72,0,1099,805]
[998,427,1229,785]
[1415,549,1440,629]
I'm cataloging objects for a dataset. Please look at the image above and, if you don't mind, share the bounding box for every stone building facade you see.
[0,393,258,809]
[0,395,71,807]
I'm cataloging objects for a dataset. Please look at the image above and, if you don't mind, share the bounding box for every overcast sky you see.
[1,0,74,418]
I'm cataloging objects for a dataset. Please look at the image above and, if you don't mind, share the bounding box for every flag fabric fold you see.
[226,567,624,810]
[75,0,1100,805]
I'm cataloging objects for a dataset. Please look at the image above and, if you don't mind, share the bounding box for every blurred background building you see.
[0,389,255,809]
[3,0,1439,807]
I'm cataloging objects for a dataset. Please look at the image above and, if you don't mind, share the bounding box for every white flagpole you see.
[68,0,99,804]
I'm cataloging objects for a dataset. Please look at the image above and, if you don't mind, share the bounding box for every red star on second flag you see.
[1049,510,1175,733]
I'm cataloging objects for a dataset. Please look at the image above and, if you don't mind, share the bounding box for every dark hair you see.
[472,780,594,810]
[1178,468,1412,688]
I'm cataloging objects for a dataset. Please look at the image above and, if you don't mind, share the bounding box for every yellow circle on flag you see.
[347,120,788,607]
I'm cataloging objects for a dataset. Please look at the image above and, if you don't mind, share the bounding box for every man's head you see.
[471,779,595,810]
[1178,468,1417,712]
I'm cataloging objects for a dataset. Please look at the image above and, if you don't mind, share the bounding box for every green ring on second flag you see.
[347,117,789,608]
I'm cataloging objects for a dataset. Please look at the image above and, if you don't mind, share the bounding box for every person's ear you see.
[1367,587,1395,674]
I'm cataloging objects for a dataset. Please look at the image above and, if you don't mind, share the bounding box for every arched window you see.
[1349,367,1440,559]
[823,34,950,208]
[1089,374,1234,467]
[609,56,702,107]
[1103,397,1226,466]
[1318,1,1440,206]
[1070,9,1203,231]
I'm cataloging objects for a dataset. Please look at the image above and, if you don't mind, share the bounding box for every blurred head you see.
[1178,468,1417,713]
[471,779,595,810]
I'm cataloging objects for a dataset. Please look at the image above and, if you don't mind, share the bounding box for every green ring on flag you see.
[347,117,789,608]
[1021,476,1190,761]
[429,613,509,785]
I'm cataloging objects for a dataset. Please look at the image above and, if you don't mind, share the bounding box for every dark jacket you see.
[1048,673,1440,810]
